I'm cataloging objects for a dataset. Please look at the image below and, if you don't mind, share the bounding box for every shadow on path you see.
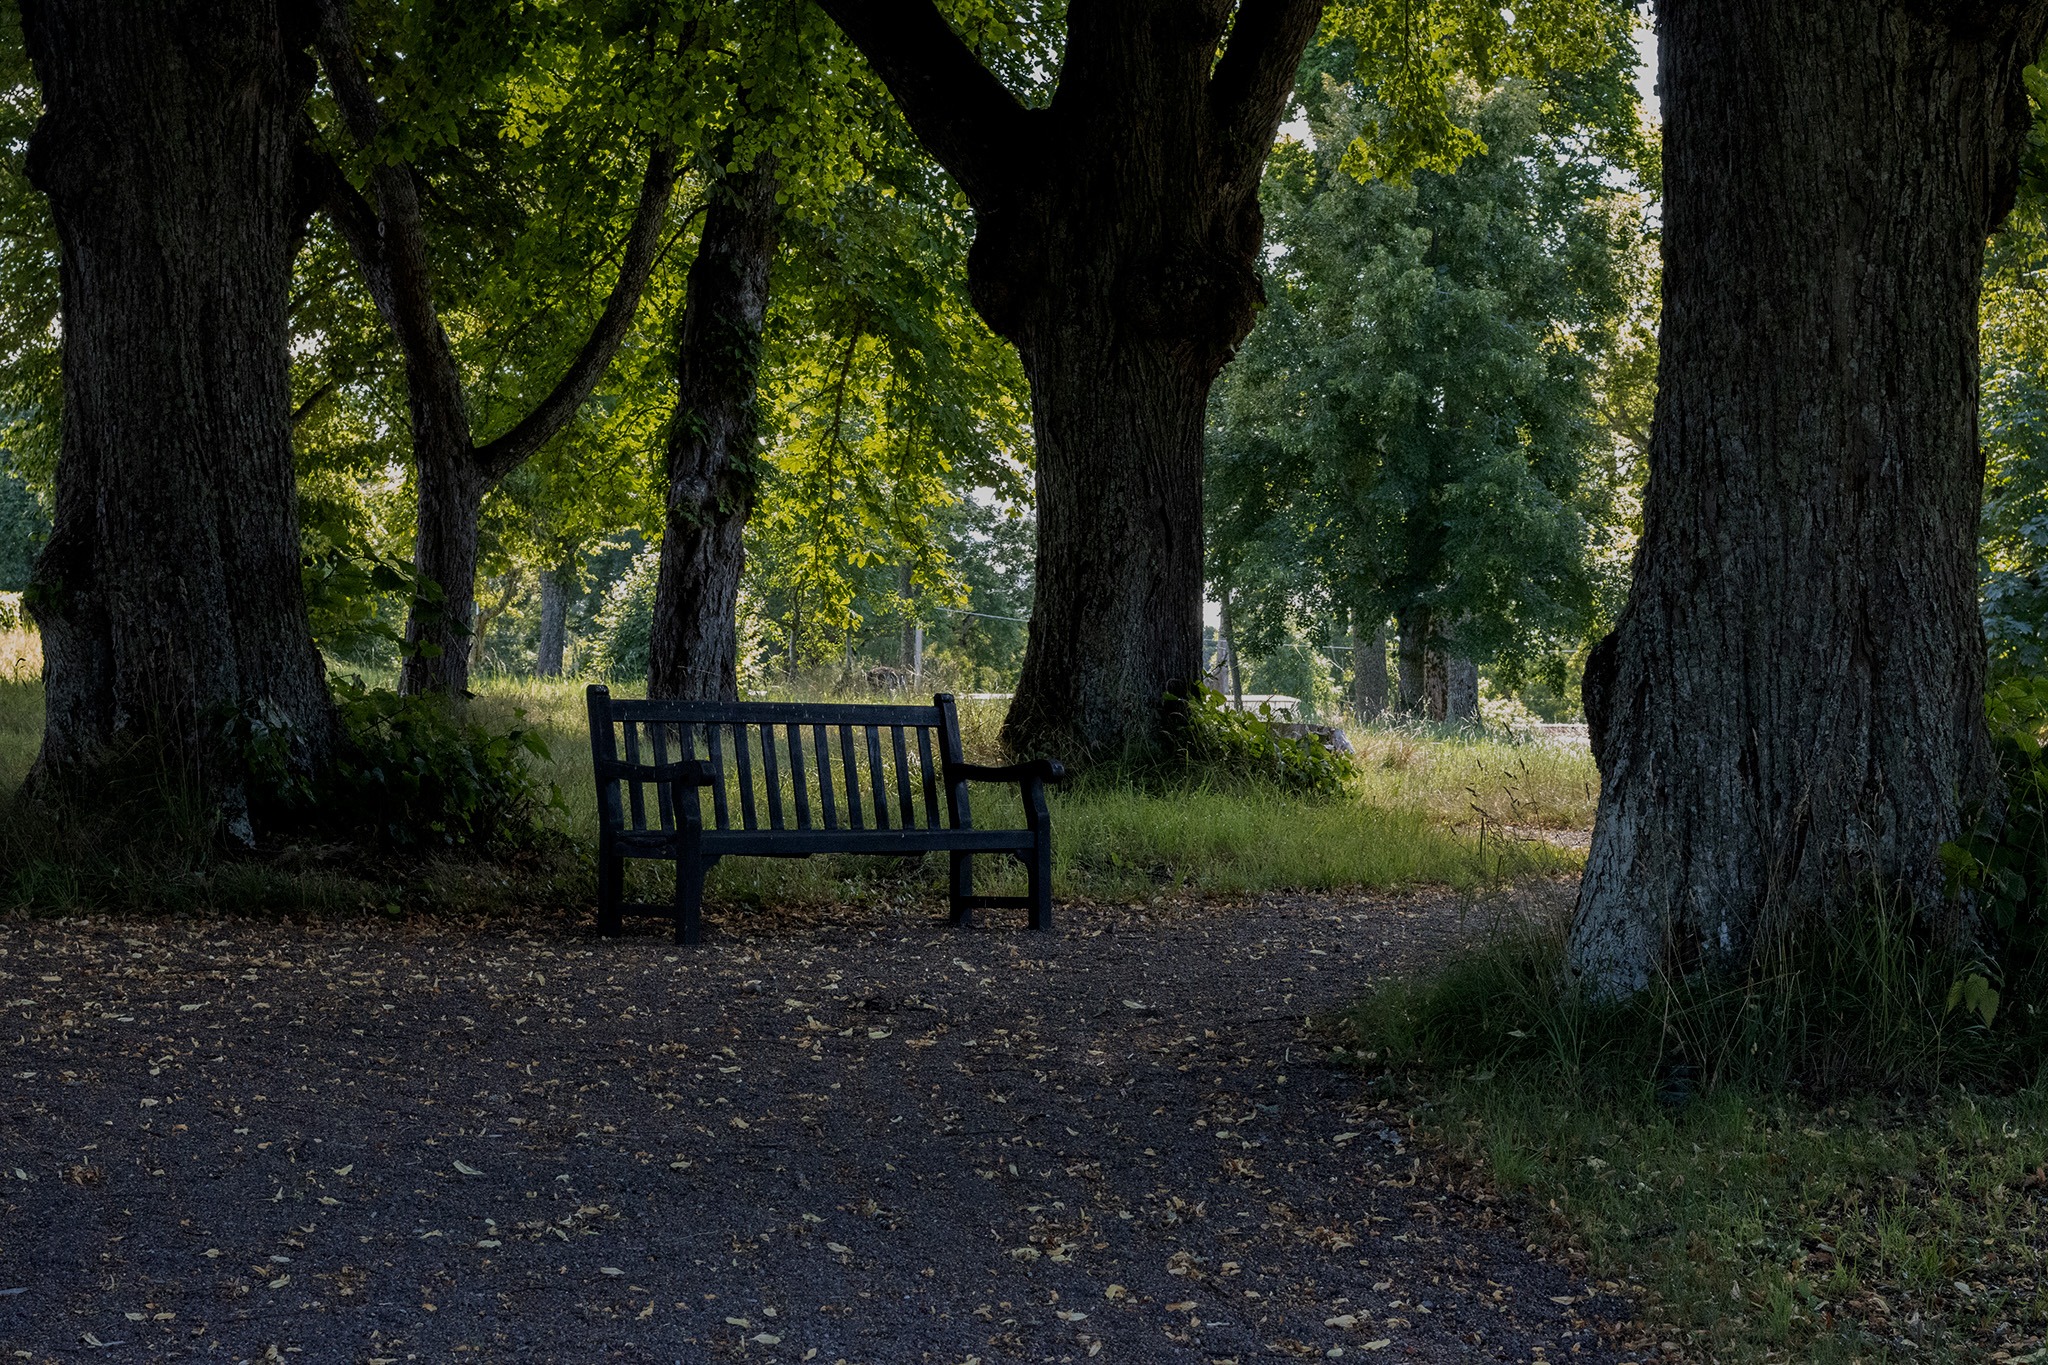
[0,891,1640,1363]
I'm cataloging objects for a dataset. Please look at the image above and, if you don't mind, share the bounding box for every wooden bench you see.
[586,686,1066,943]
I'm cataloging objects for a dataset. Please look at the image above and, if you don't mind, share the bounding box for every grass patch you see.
[1351,894,2048,1362]
[0,672,36,791]
[0,673,1592,918]
[478,677,1585,908]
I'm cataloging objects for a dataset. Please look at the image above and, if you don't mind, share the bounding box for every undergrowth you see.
[0,672,1593,918]
[1351,893,2048,1363]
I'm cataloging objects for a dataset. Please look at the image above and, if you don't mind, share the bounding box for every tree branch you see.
[1209,0,1326,199]
[475,145,679,481]
[811,0,1037,206]
[307,147,403,332]
[310,0,470,437]
[292,380,340,430]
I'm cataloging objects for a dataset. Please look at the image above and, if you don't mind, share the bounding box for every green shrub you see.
[1943,674,2048,970]
[1162,681,1354,796]
[283,678,561,851]
[1356,887,2047,1104]
[589,547,658,681]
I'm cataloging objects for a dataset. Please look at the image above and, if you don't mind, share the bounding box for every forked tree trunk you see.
[818,0,1323,761]
[1569,0,2048,996]
[21,0,333,835]
[312,0,676,699]
[1351,621,1388,722]
[535,565,571,678]
[648,159,778,702]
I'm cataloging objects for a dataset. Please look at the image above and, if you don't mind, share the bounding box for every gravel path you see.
[0,893,1644,1363]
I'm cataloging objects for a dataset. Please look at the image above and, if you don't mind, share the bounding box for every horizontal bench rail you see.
[600,699,951,726]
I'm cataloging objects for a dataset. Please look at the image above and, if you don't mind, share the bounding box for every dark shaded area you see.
[0,894,1641,1360]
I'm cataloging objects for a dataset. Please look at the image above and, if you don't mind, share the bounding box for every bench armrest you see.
[596,757,718,786]
[948,758,1068,785]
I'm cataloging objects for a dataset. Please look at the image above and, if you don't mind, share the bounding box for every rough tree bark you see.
[1351,620,1388,721]
[816,0,1325,760]
[1569,0,2048,996]
[648,159,780,702]
[1396,608,1429,715]
[21,0,333,836]
[311,0,677,696]
[1441,654,1477,724]
[535,565,572,679]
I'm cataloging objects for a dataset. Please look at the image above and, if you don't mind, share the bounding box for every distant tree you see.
[0,468,44,593]
[1208,67,1646,716]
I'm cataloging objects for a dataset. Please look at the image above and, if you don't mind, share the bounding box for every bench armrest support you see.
[596,757,718,786]
[948,758,1068,785]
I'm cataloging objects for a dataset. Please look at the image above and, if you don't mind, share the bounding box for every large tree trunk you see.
[1351,619,1387,722]
[535,564,571,678]
[1003,326,1212,755]
[1569,0,2048,996]
[21,0,332,835]
[648,159,778,702]
[817,0,1323,761]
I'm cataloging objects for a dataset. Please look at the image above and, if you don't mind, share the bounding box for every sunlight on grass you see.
[0,671,39,790]
[467,677,1589,906]
[0,671,1595,915]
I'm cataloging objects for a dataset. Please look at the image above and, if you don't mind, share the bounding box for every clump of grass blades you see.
[1353,893,2048,1363]
[1359,888,2048,1100]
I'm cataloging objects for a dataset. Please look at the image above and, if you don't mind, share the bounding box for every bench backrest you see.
[587,686,973,838]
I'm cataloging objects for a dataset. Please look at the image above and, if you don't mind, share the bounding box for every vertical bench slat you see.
[621,719,647,831]
[936,695,973,829]
[813,723,838,830]
[891,726,915,828]
[732,723,758,831]
[649,720,675,831]
[706,722,730,831]
[787,724,812,829]
[839,724,865,830]
[865,725,890,830]
[760,722,784,830]
[917,726,942,828]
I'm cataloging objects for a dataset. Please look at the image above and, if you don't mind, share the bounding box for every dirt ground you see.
[0,891,1649,1363]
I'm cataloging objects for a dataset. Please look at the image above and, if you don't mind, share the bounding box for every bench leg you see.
[597,849,625,938]
[948,850,974,927]
[1027,835,1053,932]
[675,856,705,946]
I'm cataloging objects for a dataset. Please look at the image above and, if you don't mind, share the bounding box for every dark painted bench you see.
[586,686,1066,943]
